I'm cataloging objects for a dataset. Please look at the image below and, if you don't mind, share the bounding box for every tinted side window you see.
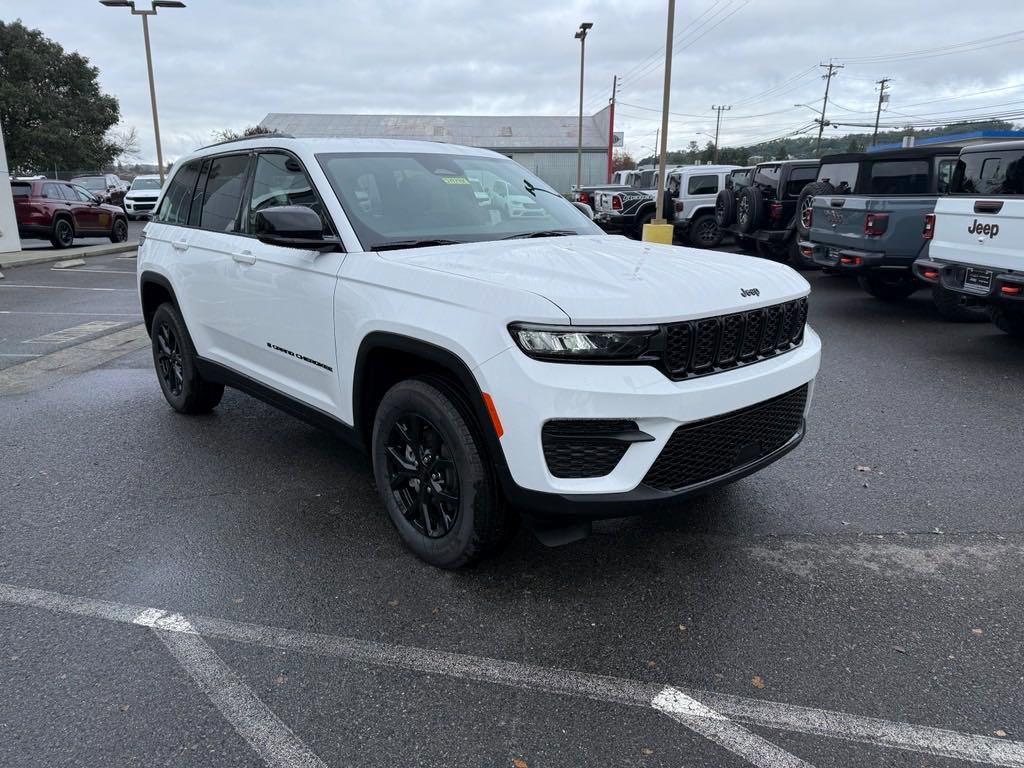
[687,174,718,195]
[71,185,96,203]
[817,162,858,193]
[248,152,325,232]
[956,150,1024,196]
[867,160,929,195]
[199,154,249,232]
[936,158,957,194]
[42,183,64,200]
[754,165,780,189]
[11,183,31,198]
[784,167,818,198]
[156,160,202,225]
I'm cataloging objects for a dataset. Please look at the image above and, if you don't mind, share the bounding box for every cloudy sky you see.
[4,0,1023,163]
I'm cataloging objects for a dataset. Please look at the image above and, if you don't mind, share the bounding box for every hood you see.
[125,190,160,200]
[378,235,809,324]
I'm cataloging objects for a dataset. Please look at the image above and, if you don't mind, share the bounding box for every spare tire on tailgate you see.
[715,189,736,227]
[795,181,834,237]
[735,186,764,234]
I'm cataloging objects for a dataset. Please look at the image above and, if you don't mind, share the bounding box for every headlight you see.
[509,323,658,361]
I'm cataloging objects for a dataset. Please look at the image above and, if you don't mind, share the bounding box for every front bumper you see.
[475,327,821,517]
[124,198,158,215]
[913,257,1024,303]
[799,241,912,273]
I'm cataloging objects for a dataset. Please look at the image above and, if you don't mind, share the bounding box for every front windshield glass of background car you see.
[316,153,602,250]
[131,178,162,191]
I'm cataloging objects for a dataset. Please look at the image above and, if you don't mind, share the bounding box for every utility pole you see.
[654,0,675,225]
[872,77,891,146]
[574,22,593,191]
[607,75,617,182]
[816,60,843,154]
[711,105,731,163]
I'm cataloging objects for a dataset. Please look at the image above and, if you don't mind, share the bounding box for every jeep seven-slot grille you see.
[542,419,636,478]
[642,385,808,491]
[663,297,807,380]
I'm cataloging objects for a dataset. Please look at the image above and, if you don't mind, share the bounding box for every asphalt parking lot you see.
[1,248,1023,767]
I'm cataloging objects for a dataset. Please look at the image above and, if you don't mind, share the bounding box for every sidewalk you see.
[0,241,138,270]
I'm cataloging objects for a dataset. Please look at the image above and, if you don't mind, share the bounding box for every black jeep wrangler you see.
[718,160,819,268]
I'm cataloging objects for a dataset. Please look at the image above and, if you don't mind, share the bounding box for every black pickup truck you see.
[719,159,819,268]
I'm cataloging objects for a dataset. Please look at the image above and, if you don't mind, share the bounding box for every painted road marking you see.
[51,267,136,275]
[140,611,328,768]
[0,311,141,317]
[26,320,127,345]
[0,284,132,292]
[1,581,1021,767]
[0,353,41,358]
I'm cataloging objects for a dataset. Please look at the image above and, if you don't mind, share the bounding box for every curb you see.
[0,242,139,270]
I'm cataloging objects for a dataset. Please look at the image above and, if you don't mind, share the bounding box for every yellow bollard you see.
[641,222,674,245]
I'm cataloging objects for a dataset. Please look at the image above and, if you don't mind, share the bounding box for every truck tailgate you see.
[808,195,937,257]
[930,198,1024,272]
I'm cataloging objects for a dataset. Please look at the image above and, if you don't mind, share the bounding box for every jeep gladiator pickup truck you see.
[137,136,821,568]
[914,140,1024,336]
[798,147,985,320]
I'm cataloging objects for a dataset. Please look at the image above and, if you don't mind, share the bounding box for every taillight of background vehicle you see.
[922,213,935,240]
[769,201,783,219]
[674,200,684,215]
[864,212,889,237]
[612,195,622,211]
[577,192,591,205]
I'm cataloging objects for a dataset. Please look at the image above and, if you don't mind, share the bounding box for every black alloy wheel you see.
[689,214,722,248]
[111,218,128,243]
[52,218,74,249]
[384,412,461,539]
[154,320,184,398]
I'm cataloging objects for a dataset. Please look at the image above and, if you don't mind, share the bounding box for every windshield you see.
[74,177,106,190]
[316,152,601,250]
[131,177,162,191]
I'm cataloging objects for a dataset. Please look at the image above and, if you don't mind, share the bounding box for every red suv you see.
[13,179,129,249]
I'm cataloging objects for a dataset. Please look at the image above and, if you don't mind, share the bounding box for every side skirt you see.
[195,357,364,452]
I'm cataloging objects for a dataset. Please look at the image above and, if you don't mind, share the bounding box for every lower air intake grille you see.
[642,385,808,491]
[542,419,636,478]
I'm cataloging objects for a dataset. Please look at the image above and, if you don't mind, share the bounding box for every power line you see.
[840,30,1024,64]
[616,0,727,86]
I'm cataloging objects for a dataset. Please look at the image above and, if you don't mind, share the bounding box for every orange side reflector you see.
[1001,285,1022,296]
[922,269,939,280]
[482,392,504,438]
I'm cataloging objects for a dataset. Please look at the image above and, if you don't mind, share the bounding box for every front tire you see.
[687,212,722,248]
[991,305,1024,338]
[150,303,224,414]
[372,378,511,569]
[858,272,919,301]
[931,285,989,323]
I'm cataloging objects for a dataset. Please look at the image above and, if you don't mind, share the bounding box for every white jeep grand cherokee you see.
[138,136,821,568]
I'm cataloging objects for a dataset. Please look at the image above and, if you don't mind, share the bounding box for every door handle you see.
[172,240,188,251]
[232,250,255,265]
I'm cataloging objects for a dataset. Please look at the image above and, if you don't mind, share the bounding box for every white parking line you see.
[0,311,141,317]
[1,582,1021,768]
[0,353,41,358]
[0,284,132,292]
[51,268,136,275]
[25,320,126,344]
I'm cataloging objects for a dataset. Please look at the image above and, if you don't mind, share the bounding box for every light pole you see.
[574,22,593,191]
[653,0,675,227]
[99,1,185,185]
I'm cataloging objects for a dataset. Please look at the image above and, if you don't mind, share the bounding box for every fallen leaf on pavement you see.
[512,759,529,768]
[751,676,766,689]
[893,645,906,654]
[856,465,871,473]
[995,730,1008,737]
[642,748,654,755]
[972,628,984,636]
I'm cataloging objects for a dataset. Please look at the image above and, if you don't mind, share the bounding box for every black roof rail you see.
[197,131,295,151]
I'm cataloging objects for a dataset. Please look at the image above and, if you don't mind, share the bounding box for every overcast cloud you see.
[3,0,1023,163]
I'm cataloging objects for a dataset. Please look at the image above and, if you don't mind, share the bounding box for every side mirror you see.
[572,201,594,220]
[254,206,339,251]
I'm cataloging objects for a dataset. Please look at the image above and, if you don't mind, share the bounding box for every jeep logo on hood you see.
[740,287,760,297]
[968,219,1000,238]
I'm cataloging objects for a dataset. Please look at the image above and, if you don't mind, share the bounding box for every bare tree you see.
[212,125,276,142]
[108,125,140,163]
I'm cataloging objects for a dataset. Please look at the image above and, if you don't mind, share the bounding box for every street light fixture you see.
[574,22,593,191]
[99,0,186,184]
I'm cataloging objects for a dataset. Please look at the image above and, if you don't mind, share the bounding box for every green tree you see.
[0,20,121,175]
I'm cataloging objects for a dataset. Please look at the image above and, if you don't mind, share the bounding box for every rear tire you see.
[150,303,224,414]
[371,378,512,569]
[857,272,919,301]
[735,187,764,234]
[991,305,1024,338]
[50,217,74,249]
[687,213,722,248]
[110,217,128,243]
[931,285,990,323]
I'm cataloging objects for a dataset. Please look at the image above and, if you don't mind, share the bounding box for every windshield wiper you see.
[500,230,578,240]
[522,179,563,199]
[370,239,466,252]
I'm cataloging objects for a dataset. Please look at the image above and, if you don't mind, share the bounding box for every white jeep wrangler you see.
[138,136,821,567]
[914,141,1024,337]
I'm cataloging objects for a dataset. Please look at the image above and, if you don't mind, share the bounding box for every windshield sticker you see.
[441,176,471,185]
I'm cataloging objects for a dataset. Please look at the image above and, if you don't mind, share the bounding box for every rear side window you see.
[156,160,202,225]
[784,167,818,198]
[754,165,780,188]
[687,174,718,195]
[11,183,31,198]
[936,158,957,194]
[198,154,249,232]
[955,150,1024,196]
[817,162,858,193]
[866,160,929,195]
[42,182,65,200]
